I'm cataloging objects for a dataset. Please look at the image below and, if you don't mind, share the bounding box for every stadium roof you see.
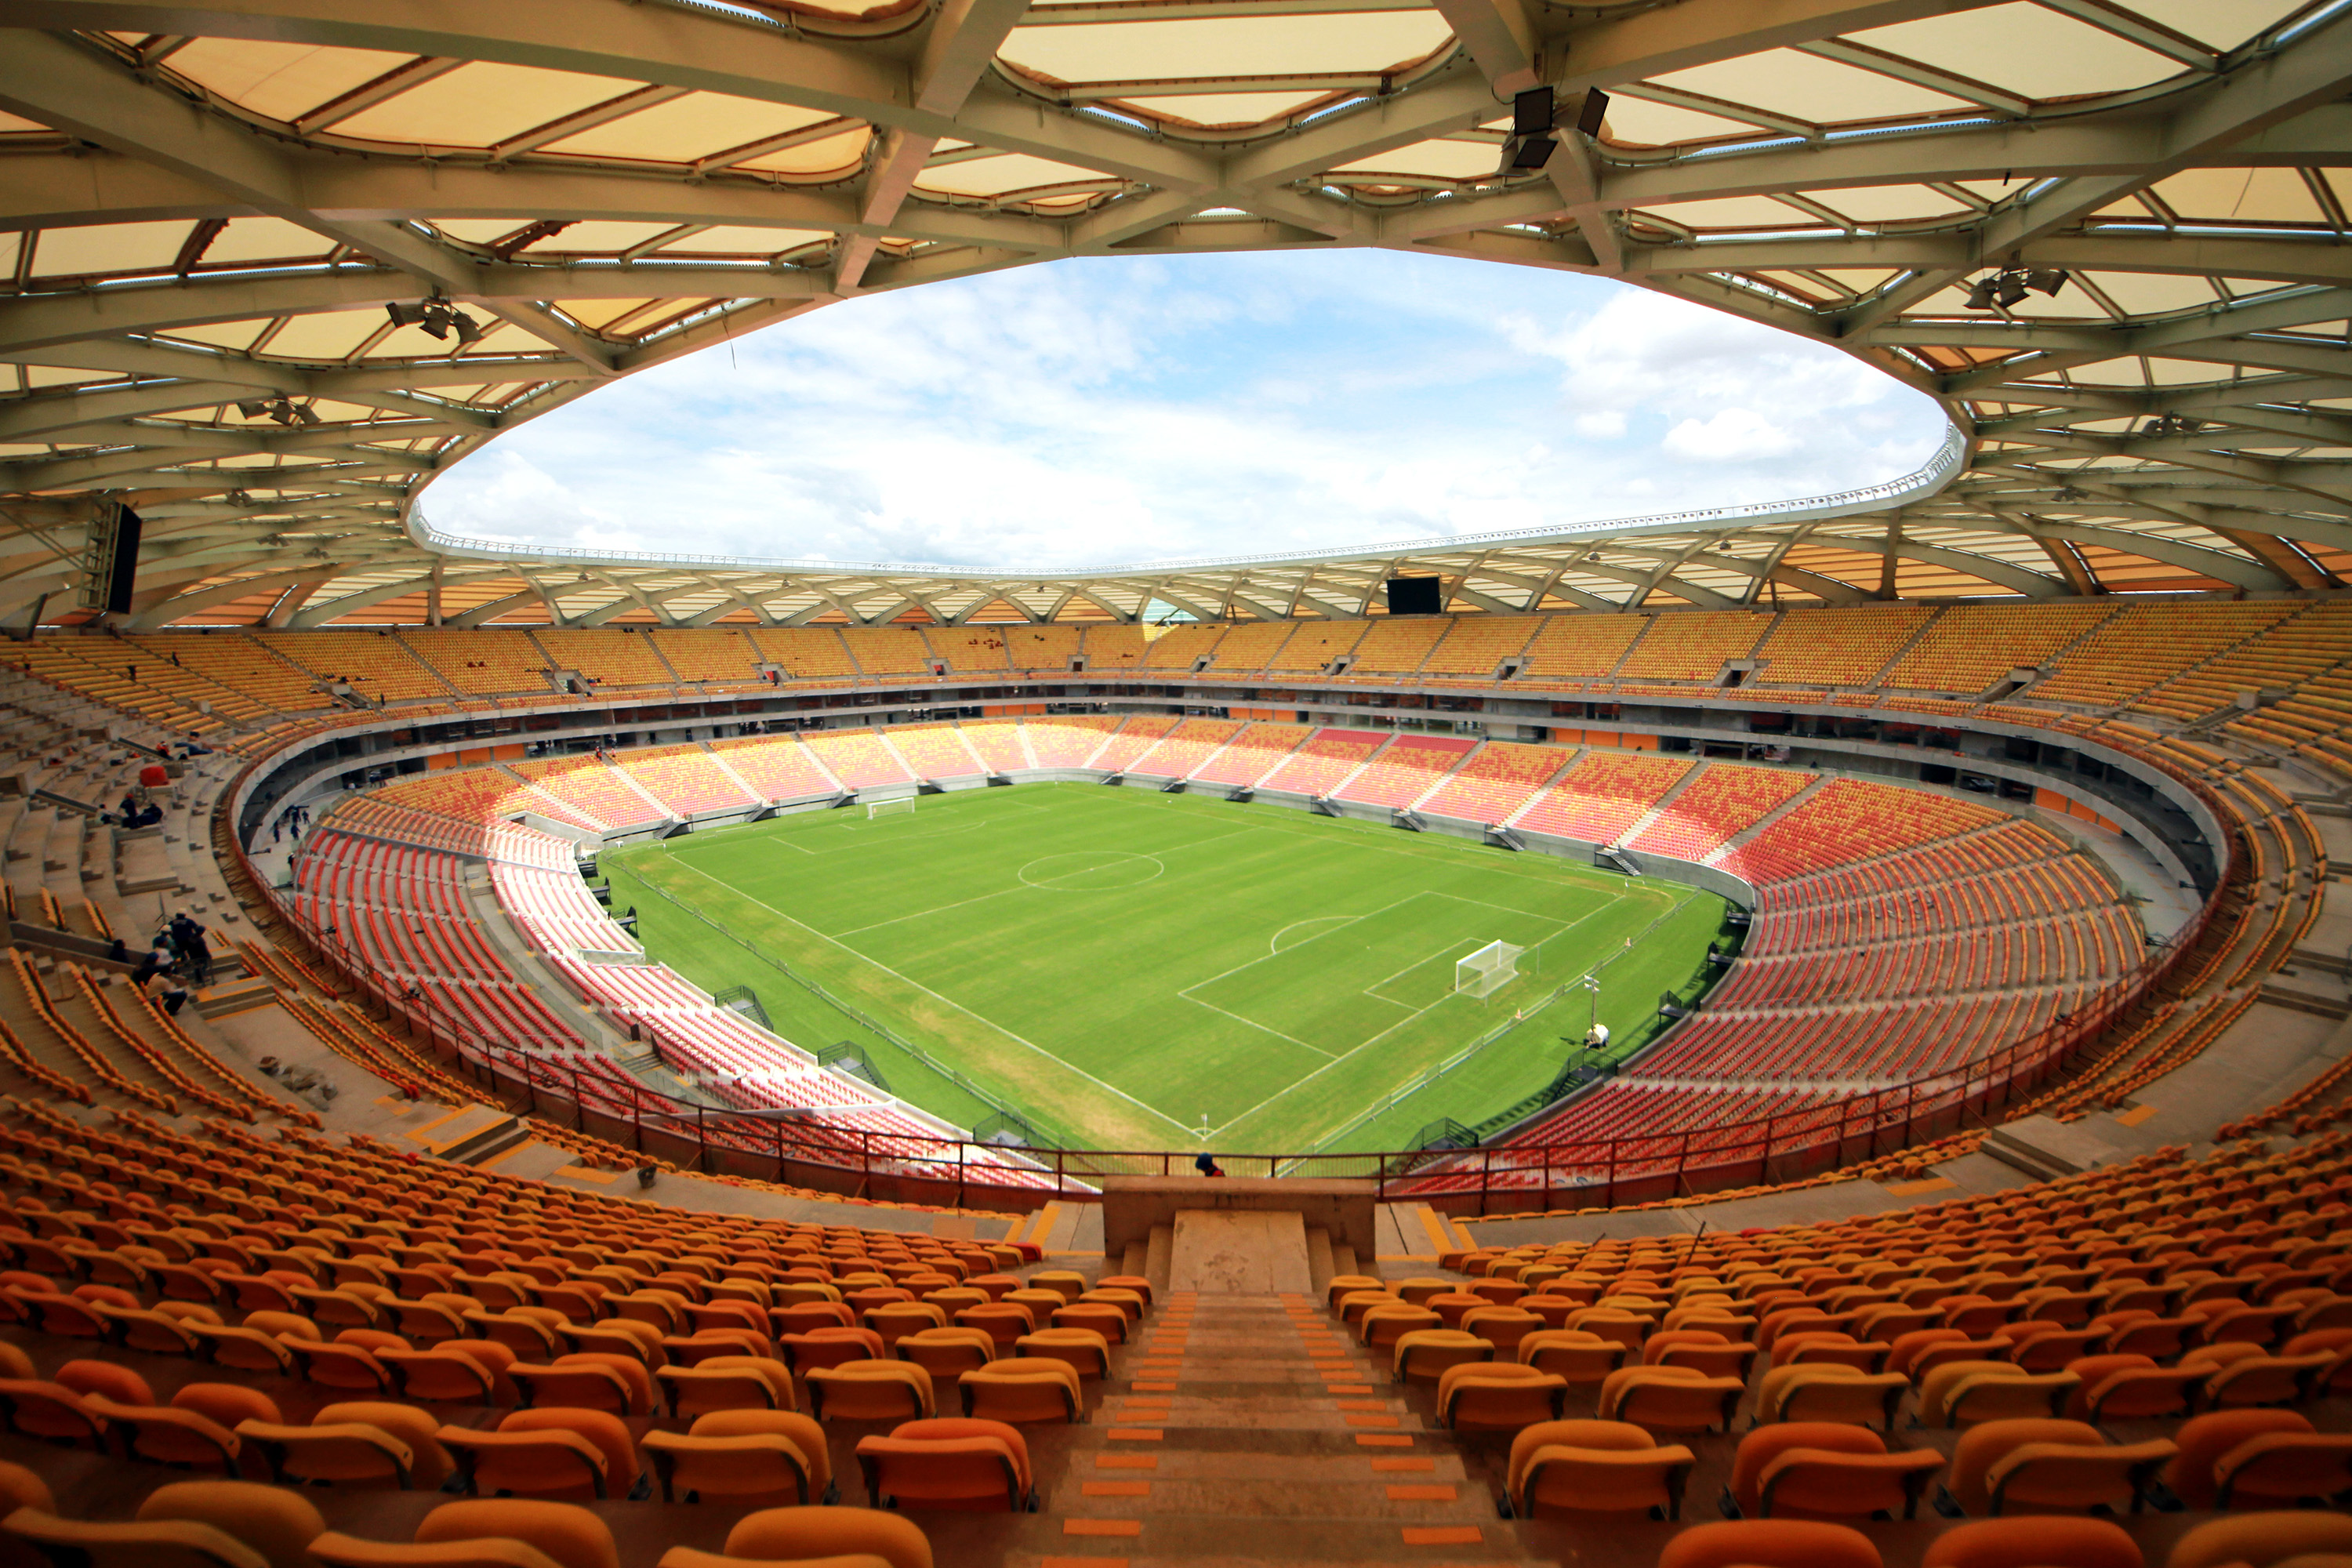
[0,0,2349,629]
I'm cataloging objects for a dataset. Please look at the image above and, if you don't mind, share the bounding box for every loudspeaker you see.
[105,506,142,615]
[82,503,143,615]
[1385,576,1443,616]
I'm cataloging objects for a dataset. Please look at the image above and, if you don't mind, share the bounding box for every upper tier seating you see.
[1619,613,1774,682]
[531,631,676,691]
[1141,627,1221,671]
[646,630,764,687]
[1881,606,2118,695]
[1516,615,1645,682]
[745,628,856,682]
[1205,623,1292,673]
[921,627,1009,674]
[400,630,557,698]
[836,629,931,678]
[252,634,451,705]
[1269,622,1364,673]
[1003,626,1080,673]
[2027,604,2299,712]
[1753,607,1934,689]
[1423,615,1541,677]
[1348,617,1446,674]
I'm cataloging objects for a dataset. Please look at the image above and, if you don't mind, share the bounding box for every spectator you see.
[1192,1152,1225,1178]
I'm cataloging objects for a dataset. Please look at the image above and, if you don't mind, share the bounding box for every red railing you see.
[223,727,2237,1218]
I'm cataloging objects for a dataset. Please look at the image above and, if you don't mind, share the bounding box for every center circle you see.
[1017,851,1164,891]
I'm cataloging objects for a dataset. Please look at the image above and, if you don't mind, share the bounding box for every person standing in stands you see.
[171,913,212,986]
[1193,1152,1225,1178]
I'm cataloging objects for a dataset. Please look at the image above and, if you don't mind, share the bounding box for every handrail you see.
[216,699,2221,1218]
[409,427,1967,580]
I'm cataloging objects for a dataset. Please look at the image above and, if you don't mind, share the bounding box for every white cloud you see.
[422,250,1947,568]
[1661,408,1799,462]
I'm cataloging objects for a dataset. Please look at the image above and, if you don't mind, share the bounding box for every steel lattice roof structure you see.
[0,0,2348,630]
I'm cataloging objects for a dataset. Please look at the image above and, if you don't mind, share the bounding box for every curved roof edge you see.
[406,427,1970,585]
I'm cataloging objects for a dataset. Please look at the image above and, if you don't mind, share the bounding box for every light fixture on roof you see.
[387,296,484,346]
[1496,86,1608,177]
[234,397,318,427]
[1964,267,2068,311]
[2146,413,2206,437]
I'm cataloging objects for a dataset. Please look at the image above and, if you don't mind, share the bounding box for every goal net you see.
[1455,939,1526,1000]
[866,798,916,820]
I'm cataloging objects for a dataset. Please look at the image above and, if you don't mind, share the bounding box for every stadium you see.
[0,0,2348,1563]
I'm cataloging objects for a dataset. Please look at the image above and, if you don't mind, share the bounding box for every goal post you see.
[1455,939,1525,1000]
[866,798,916,820]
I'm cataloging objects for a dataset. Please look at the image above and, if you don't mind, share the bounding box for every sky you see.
[420,247,1951,572]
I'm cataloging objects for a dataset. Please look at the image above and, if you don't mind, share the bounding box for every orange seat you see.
[653,1504,928,1568]
[1010,1328,1110,1381]
[1920,1516,2143,1568]
[1436,1362,1567,1431]
[1599,1366,1743,1435]
[1504,1418,1692,1521]
[807,1359,935,1422]
[855,1417,1034,1512]
[655,1357,793,1419]
[641,1410,830,1505]
[959,1359,1082,1425]
[2163,1511,2352,1568]
[1948,1417,2173,1517]
[2212,1429,2352,1508]
[441,1409,634,1501]
[1727,1423,1940,1521]
[136,1480,328,1568]
[1654,1519,1881,1568]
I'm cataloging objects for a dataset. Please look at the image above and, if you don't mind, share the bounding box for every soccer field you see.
[601,784,1727,1153]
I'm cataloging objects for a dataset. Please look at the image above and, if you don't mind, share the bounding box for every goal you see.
[866,798,916,820]
[1455,939,1526,1000]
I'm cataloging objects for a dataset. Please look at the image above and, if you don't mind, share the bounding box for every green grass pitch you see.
[600,783,1729,1154]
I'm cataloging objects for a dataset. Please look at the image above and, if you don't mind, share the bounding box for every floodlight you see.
[1965,277,1998,310]
[1994,274,2028,307]
[291,401,320,426]
[1572,88,1610,137]
[418,307,451,340]
[1505,136,1555,171]
[2026,268,2069,296]
[1512,85,1555,138]
[449,310,484,346]
[385,301,432,328]
[235,399,270,419]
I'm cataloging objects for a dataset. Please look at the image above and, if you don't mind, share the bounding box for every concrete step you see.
[1305,1225,1334,1298]
[1145,1223,1174,1301]
[2259,981,2352,1020]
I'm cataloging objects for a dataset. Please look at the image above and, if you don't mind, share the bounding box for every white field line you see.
[1182,996,1338,1060]
[662,854,1200,1138]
